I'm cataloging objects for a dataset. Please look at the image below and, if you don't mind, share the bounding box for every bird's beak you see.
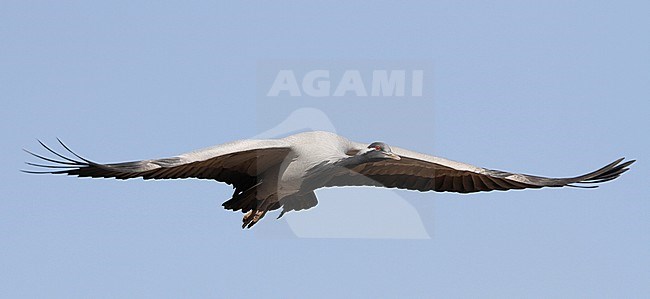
[386,152,401,160]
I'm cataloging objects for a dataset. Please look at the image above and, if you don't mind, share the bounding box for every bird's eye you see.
[374,145,382,151]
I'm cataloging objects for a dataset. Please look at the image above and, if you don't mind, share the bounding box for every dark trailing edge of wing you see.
[321,157,635,193]
[22,138,291,197]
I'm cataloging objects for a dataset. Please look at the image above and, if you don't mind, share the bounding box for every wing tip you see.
[570,157,635,187]
[23,139,91,175]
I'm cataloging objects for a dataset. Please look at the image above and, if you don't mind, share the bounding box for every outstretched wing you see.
[23,139,292,188]
[324,143,634,193]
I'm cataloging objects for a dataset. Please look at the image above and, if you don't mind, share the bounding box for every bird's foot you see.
[242,210,267,229]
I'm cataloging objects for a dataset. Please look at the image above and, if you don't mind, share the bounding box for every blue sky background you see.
[1,1,648,298]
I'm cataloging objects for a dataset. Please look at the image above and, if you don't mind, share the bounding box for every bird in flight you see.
[24,131,634,228]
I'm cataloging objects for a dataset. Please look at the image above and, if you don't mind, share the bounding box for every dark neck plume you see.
[335,152,375,169]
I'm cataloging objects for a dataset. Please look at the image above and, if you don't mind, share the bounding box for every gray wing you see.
[325,143,634,193]
[24,139,292,188]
